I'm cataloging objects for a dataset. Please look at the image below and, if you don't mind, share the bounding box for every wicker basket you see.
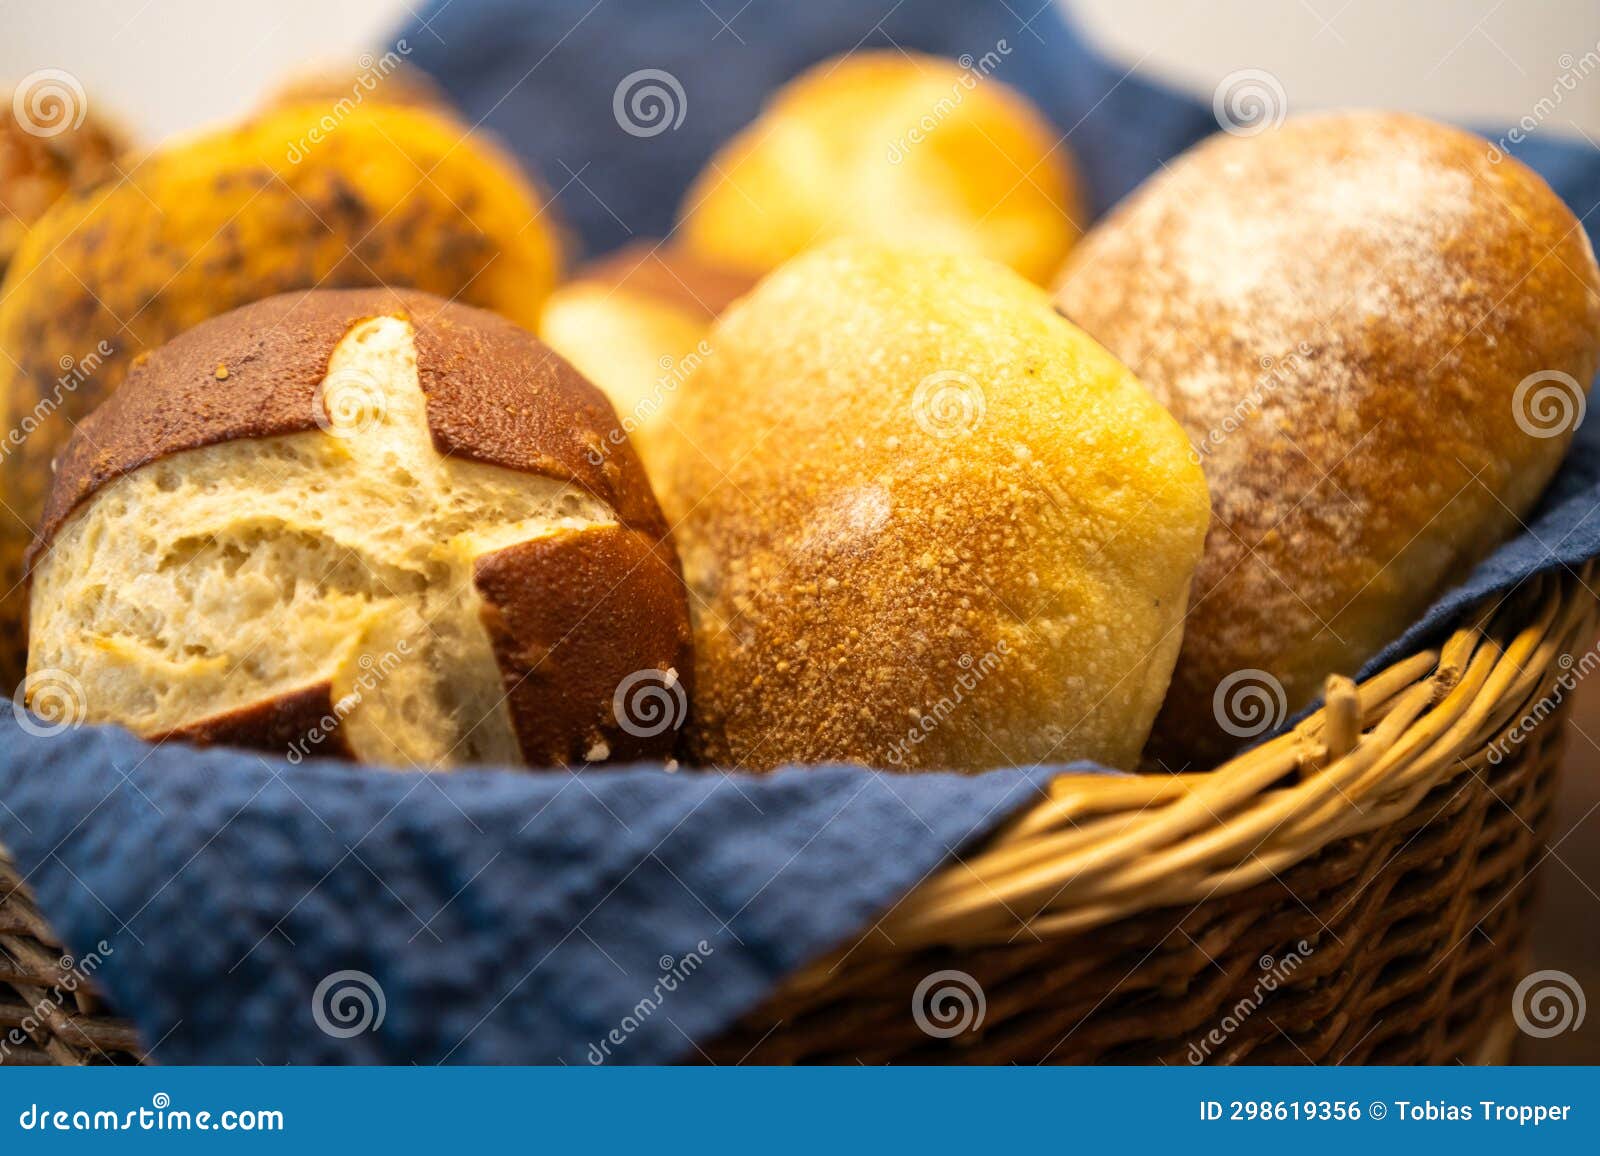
[3,564,1595,1064]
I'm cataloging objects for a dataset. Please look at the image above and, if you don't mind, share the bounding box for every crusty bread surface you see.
[678,51,1083,285]
[657,241,1211,773]
[1055,111,1600,765]
[26,289,690,771]
[1,88,124,276]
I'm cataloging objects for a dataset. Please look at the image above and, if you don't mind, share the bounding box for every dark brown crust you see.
[473,524,693,767]
[575,242,755,318]
[30,287,669,567]
[145,681,356,760]
[410,301,669,541]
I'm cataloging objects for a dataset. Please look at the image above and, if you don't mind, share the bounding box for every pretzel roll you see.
[0,99,563,683]
[678,51,1083,285]
[24,290,690,771]
[658,241,1210,773]
[1055,112,1600,765]
[539,243,754,477]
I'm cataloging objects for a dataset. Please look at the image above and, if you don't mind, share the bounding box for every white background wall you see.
[1,0,1597,143]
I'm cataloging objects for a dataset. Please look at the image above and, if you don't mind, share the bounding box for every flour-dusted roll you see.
[1055,112,1600,766]
[0,98,564,683]
[678,51,1084,285]
[24,289,692,771]
[657,241,1211,773]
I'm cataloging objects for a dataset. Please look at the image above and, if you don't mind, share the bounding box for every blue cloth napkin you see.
[0,715,1059,1063]
[1,0,1598,1065]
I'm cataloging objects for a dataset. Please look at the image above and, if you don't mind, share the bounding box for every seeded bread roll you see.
[0,99,564,684]
[1054,112,1600,766]
[678,51,1084,285]
[1,83,124,276]
[25,289,691,770]
[539,243,755,478]
[657,241,1211,772]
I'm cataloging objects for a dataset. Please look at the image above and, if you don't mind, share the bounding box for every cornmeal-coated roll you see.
[658,241,1211,773]
[24,289,691,771]
[1055,112,1600,765]
[1,80,124,276]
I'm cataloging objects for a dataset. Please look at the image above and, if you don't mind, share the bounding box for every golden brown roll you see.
[539,243,755,477]
[24,289,691,770]
[1055,111,1600,766]
[1,75,124,275]
[678,51,1083,285]
[0,98,564,684]
[658,241,1211,773]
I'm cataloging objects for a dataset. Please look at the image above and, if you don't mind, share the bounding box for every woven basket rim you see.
[852,562,1598,955]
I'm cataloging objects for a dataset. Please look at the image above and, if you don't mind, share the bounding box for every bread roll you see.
[1,80,124,276]
[539,243,754,477]
[678,51,1083,285]
[25,290,691,771]
[657,241,1210,772]
[0,99,563,684]
[1054,112,1600,765]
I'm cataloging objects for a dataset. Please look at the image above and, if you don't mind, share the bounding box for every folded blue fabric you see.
[0,715,1059,1063]
[1,0,1597,1065]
